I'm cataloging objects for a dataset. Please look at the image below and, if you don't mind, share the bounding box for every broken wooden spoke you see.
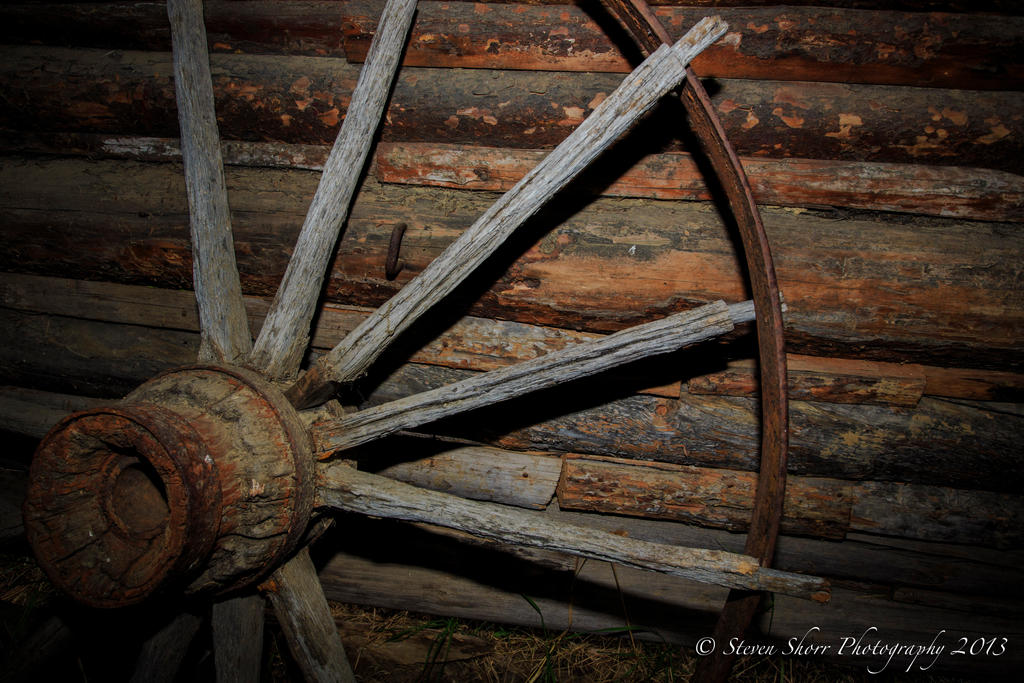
[313,300,752,457]
[262,548,356,683]
[167,0,251,363]
[286,15,728,408]
[316,464,830,602]
[249,0,418,380]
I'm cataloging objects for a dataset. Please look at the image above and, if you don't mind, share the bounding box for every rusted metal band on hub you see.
[24,364,315,606]
[24,405,221,608]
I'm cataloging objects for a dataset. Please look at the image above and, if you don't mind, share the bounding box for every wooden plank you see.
[1,47,1021,171]
[374,142,1024,222]
[3,2,1019,89]
[688,355,928,406]
[556,454,1024,547]
[6,134,1024,222]
[341,1,1024,90]
[558,454,851,539]
[3,158,1020,371]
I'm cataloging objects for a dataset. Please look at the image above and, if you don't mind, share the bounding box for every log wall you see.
[0,0,1021,674]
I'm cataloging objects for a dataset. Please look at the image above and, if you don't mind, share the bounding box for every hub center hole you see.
[110,456,169,537]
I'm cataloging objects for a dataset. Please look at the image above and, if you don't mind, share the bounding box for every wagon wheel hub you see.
[23,365,314,607]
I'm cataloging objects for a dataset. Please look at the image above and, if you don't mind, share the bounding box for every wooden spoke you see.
[129,610,203,683]
[212,594,266,683]
[248,0,418,380]
[316,463,830,602]
[313,300,752,456]
[167,0,251,363]
[286,15,729,408]
[261,548,356,683]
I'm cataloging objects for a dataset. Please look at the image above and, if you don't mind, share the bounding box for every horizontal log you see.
[688,355,928,406]
[363,362,1024,494]
[557,454,1024,547]
[4,2,1018,90]
[2,300,1020,493]
[341,1,1024,90]
[316,514,1024,677]
[313,300,747,455]
[1,158,1020,371]
[559,454,852,539]
[9,273,1022,406]
[374,142,1024,222]
[0,272,681,398]
[372,445,561,510]
[2,46,1022,171]
[446,0,1024,14]
[11,134,1021,222]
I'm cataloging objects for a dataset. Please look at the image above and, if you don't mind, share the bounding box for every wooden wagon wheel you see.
[20,0,822,681]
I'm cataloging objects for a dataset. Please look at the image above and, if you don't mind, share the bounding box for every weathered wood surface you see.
[3,302,1014,494]
[313,301,748,454]
[8,133,1024,222]
[262,548,356,683]
[129,611,203,683]
[211,594,266,683]
[362,362,1023,493]
[2,2,1020,90]
[341,1,1024,90]
[5,380,1015,549]
[316,462,831,600]
[688,355,929,406]
[6,273,1021,404]
[315,514,1024,677]
[249,0,417,380]
[371,445,561,510]
[2,158,1020,371]
[374,142,1024,222]
[298,16,726,399]
[2,47,1021,171]
[168,0,252,364]
[558,454,1024,547]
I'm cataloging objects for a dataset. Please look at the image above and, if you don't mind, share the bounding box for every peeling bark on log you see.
[688,355,928,406]
[341,1,1024,90]
[6,134,1023,222]
[299,17,727,398]
[312,300,748,454]
[374,142,1024,222]
[1,47,1021,171]
[557,454,1024,547]
[1,158,1020,371]
[361,362,1024,493]
[2,2,1020,90]
[5,273,1020,405]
